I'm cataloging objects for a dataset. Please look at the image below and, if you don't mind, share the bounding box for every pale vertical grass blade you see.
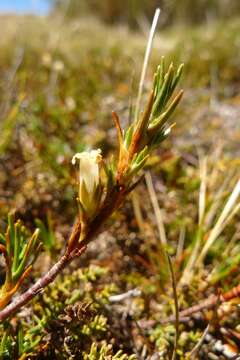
[207,229,239,283]
[145,171,167,245]
[218,202,240,235]
[131,191,145,233]
[135,8,161,121]
[205,172,233,230]
[179,157,207,285]
[176,225,186,260]
[179,229,202,286]
[197,179,240,265]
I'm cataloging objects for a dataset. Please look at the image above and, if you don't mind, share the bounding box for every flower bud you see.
[72,149,102,218]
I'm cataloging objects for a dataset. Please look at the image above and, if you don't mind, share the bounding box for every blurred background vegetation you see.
[51,0,240,27]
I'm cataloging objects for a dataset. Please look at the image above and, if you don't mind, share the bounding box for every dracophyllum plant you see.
[68,59,183,251]
[0,59,183,322]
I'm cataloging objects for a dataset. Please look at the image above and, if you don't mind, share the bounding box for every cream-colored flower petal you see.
[71,149,102,217]
[71,149,102,165]
[80,156,99,193]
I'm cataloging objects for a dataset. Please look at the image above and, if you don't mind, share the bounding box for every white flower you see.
[72,149,102,217]
[72,149,102,193]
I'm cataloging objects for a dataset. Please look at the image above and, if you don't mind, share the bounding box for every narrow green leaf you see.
[161,63,175,109]
[151,63,173,118]
[170,63,184,94]
[0,233,6,245]
[17,326,24,354]
[150,130,168,148]
[135,146,148,164]
[13,229,39,281]
[0,330,9,355]
[35,219,54,250]
[131,155,149,175]
[148,90,183,135]
[7,213,15,257]
[12,221,21,273]
[124,124,134,148]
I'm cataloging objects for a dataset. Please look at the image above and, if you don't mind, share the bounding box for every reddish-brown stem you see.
[165,283,240,323]
[139,284,240,329]
[0,185,127,323]
[0,239,88,323]
[0,252,71,322]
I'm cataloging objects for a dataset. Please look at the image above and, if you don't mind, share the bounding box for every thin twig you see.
[164,281,240,324]
[0,251,73,322]
[167,254,179,360]
[188,324,210,359]
[109,288,141,303]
